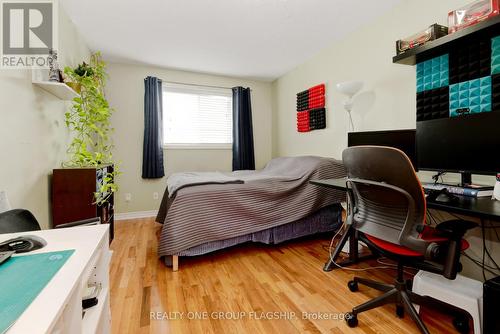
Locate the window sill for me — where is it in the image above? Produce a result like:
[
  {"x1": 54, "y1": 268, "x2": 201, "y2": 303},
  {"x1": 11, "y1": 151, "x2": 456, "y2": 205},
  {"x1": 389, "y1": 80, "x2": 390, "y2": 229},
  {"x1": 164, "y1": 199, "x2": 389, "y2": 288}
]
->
[{"x1": 163, "y1": 143, "x2": 232, "y2": 150}]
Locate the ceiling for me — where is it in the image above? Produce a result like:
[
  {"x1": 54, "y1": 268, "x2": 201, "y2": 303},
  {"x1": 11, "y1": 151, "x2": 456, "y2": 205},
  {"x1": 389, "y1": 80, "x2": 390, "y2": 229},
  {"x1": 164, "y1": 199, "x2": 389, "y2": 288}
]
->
[{"x1": 62, "y1": 0, "x2": 402, "y2": 81}]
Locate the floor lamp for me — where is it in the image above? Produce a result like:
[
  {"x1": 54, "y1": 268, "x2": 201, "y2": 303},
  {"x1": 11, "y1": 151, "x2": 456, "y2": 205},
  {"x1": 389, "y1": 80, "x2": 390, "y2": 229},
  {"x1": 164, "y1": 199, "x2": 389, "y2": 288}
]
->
[{"x1": 336, "y1": 81, "x2": 364, "y2": 132}]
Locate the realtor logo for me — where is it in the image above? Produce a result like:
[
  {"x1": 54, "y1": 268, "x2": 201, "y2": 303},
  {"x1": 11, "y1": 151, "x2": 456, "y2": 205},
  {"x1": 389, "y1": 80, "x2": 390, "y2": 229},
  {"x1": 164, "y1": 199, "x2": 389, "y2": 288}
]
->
[{"x1": 1, "y1": 0, "x2": 58, "y2": 68}]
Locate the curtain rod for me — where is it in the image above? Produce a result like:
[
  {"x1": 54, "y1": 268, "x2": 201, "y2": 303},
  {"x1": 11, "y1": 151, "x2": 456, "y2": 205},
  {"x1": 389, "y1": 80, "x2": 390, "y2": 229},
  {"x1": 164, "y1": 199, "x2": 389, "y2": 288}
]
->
[{"x1": 159, "y1": 79, "x2": 252, "y2": 91}]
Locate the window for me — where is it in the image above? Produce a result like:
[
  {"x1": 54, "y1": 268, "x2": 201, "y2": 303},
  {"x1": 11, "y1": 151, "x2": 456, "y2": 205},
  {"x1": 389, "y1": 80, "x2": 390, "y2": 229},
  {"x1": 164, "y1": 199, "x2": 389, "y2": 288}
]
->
[{"x1": 163, "y1": 83, "x2": 233, "y2": 149}]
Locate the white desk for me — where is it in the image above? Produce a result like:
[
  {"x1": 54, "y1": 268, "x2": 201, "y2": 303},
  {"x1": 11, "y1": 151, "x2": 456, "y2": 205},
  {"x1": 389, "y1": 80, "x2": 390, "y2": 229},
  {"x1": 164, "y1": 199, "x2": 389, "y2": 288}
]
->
[{"x1": 0, "y1": 225, "x2": 112, "y2": 334}]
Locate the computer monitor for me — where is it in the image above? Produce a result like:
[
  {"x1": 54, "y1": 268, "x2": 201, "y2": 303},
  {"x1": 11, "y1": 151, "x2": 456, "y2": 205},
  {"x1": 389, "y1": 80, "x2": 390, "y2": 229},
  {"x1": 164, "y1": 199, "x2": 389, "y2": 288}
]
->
[
  {"x1": 348, "y1": 129, "x2": 417, "y2": 169},
  {"x1": 416, "y1": 112, "x2": 500, "y2": 185}
]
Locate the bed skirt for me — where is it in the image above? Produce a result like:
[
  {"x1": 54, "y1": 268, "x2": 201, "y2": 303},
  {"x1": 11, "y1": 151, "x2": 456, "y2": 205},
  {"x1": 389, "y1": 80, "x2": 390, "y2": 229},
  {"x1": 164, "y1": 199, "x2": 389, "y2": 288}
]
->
[{"x1": 163, "y1": 204, "x2": 342, "y2": 266}]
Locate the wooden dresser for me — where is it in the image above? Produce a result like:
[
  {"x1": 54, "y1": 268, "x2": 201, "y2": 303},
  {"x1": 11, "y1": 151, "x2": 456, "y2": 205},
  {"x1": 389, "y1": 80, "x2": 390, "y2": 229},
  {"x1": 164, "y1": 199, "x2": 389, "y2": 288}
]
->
[{"x1": 52, "y1": 165, "x2": 114, "y2": 240}]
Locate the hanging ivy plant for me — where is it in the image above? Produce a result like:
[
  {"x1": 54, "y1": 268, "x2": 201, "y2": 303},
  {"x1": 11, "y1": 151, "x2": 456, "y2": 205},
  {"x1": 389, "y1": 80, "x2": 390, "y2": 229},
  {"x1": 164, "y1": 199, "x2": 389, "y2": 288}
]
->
[{"x1": 63, "y1": 52, "x2": 119, "y2": 205}]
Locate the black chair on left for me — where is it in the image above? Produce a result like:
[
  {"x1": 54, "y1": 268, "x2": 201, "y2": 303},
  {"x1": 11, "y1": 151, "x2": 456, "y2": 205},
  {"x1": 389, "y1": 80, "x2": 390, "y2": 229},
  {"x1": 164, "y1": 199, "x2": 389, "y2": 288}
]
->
[
  {"x1": 0, "y1": 209, "x2": 101, "y2": 254},
  {"x1": 0, "y1": 209, "x2": 41, "y2": 234},
  {"x1": 0, "y1": 209, "x2": 100, "y2": 234}
]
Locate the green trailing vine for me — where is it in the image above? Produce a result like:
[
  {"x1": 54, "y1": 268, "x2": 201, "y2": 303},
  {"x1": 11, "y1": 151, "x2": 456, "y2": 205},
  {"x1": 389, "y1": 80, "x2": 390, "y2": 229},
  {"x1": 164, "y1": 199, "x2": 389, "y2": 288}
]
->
[{"x1": 63, "y1": 52, "x2": 119, "y2": 205}]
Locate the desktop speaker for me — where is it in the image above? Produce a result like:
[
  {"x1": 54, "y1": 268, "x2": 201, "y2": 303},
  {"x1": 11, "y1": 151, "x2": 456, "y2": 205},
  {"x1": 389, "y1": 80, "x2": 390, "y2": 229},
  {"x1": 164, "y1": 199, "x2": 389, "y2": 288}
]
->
[{"x1": 484, "y1": 275, "x2": 500, "y2": 333}]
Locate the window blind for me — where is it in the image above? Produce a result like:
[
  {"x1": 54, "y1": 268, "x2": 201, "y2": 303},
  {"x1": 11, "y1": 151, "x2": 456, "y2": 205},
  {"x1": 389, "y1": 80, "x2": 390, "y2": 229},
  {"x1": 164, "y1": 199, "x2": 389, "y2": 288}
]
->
[{"x1": 163, "y1": 83, "x2": 233, "y2": 146}]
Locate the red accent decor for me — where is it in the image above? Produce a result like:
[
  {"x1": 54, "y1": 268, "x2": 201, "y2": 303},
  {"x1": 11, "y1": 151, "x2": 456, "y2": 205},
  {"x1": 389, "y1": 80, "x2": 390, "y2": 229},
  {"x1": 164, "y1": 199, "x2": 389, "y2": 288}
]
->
[
  {"x1": 297, "y1": 111, "x2": 310, "y2": 132},
  {"x1": 296, "y1": 83, "x2": 326, "y2": 132},
  {"x1": 309, "y1": 92, "x2": 324, "y2": 99},
  {"x1": 309, "y1": 96, "x2": 325, "y2": 109},
  {"x1": 309, "y1": 84, "x2": 325, "y2": 95}
]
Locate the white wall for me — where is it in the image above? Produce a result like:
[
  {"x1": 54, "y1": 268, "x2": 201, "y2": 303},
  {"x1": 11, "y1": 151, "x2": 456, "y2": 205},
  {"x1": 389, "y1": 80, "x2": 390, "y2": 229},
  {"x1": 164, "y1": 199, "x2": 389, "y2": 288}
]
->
[
  {"x1": 272, "y1": 0, "x2": 475, "y2": 160},
  {"x1": 106, "y1": 63, "x2": 273, "y2": 214},
  {"x1": 272, "y1": 0, "x2": 495, "y2": 189},
  {"x1": 0, "y1": 8, "x2": 90, "y2": 229},
  {"x1": 271, "y1": 0, "x2": 499, "y2": 281}
]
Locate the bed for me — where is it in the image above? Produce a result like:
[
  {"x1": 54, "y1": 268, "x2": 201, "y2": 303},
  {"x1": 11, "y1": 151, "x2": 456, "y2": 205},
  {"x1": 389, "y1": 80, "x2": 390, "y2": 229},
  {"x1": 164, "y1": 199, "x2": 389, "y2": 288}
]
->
[{"x1": 156, "y1": 156, "x2": 346, "y2": 270}]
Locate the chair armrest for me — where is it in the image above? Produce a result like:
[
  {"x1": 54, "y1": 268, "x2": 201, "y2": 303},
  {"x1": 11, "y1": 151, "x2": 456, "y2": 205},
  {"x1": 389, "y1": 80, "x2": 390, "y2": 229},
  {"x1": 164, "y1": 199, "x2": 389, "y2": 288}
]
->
[
  {"x1": 434, "y1": 220, "x2": 477, "y2": 279},
  {"x1": 435, "y1": 219, "x2": 478, "y2": 239},
  {"x1": 54, "y1": 217, "x2": 100, "y2": 229}
]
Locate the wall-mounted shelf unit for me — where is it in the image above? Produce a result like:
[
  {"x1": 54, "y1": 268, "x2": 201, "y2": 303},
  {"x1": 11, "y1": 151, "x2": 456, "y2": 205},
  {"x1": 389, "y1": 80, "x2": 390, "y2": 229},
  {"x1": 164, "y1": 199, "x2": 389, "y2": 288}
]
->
[
  {"x1": 32, "y1": 80, "x2": 79, "y2": 100},
  {"x1": 393, "y1": 15, "x2": 500, "y2": 65},
  {"x1": 31, "y1": 68, "x2": 79, "y2": 100}
]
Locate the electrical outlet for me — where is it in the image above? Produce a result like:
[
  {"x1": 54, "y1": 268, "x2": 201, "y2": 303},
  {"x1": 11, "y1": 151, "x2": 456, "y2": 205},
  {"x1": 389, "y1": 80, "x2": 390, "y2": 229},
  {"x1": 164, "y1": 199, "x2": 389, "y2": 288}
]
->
[
  {"x1": 125, "y1": 193, "x2": 132, "y2": 202},
  {"x1": 153, "y1": 192, "x2": 159, "y2": 200}
]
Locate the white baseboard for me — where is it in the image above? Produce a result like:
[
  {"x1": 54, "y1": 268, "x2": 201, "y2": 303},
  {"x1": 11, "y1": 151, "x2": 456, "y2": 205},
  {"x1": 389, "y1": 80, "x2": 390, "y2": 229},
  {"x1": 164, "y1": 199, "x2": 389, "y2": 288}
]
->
[{"x1": 115, "y1": 210, "x2": 158, "y2": 221}]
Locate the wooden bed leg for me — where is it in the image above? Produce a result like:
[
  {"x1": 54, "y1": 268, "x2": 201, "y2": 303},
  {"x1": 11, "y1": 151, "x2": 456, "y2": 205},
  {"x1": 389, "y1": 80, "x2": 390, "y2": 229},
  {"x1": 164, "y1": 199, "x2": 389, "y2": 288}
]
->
[{"x1": 172, "y1": 255, "x2": 179, "y2": 272}]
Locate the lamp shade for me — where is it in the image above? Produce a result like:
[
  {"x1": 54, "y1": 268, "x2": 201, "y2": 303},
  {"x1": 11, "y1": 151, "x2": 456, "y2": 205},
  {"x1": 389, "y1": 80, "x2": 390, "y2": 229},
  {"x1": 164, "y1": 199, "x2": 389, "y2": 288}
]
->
[{"x1": 336, "y1": 81, "x2": 364, "y2": 97}]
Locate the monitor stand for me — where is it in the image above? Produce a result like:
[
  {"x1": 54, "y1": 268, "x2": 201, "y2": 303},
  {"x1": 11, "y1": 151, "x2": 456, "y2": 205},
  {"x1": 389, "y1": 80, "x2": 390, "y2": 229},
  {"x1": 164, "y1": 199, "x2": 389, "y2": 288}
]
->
[{"x1": 461, "y1": 172, "x2": 472, "y2": 187}]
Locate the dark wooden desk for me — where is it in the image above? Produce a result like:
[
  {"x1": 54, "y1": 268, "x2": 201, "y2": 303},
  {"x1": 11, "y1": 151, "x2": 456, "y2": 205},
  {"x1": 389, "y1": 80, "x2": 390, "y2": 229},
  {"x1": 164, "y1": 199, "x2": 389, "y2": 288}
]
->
[
  {"x1": 310, "y1": 178, "x2": 500, "y2": 271},
  {"x1": 311, "y1": 178, "x2": 500, "y2": 221}
]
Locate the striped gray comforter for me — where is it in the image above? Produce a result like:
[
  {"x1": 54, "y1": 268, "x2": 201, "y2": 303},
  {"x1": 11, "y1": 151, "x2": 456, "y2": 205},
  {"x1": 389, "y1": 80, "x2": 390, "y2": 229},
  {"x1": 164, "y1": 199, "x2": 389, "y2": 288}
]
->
[{"x1": 157, "y1": 156, "x2": 346, "y2": 256}]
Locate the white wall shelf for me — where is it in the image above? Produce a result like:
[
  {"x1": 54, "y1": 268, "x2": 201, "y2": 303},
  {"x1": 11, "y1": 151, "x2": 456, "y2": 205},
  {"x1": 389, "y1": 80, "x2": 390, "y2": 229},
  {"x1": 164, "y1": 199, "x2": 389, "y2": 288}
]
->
[
  {"x1": 31, "y1": 68, "x2": 79, "y2": 101},
  {"x1": 32, "y1": 80, "x2": 79, "y2": 100}
]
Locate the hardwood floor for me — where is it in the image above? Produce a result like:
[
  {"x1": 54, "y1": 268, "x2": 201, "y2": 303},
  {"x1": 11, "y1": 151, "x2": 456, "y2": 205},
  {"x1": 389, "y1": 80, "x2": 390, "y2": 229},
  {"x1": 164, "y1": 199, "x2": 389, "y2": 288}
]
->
[{"x1": 110, "y1": 218, "x2": 458, "y2": 334}]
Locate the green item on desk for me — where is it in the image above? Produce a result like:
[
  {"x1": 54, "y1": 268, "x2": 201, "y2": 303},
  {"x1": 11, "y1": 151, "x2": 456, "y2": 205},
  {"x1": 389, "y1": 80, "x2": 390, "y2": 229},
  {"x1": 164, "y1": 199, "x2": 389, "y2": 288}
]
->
[{"x1": 0, "y1": 249, "x2": 74, "y2": 333}]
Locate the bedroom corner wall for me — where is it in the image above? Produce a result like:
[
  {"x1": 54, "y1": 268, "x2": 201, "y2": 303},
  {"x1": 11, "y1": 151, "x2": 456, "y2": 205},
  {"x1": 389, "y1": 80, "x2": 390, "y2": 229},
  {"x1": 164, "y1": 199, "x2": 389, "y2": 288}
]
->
[
  {"x1": 271, "y1": 0, "x2": 494, "y2": 186},
  {"x1": 0, "y1": 7, "x2": 90, "y2": 229},
  {"x1": 270, "y1": 0, "x2": 497, "y2": 282},
  {"x1": 271, "y1": 0, "x2": 471, "y2": 160},
  {"x1": 106, "y1": 63, "x2": 273, "y2": 214}
]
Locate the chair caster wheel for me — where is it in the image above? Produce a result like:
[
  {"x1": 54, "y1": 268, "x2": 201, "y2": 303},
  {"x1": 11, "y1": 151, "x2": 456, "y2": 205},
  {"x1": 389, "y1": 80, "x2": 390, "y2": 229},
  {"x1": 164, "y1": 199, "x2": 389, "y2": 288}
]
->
[
  {"x1": 452, "y1": 315, "x2": 469, "y2": 334},
  {"x1": 396, "y1": 305, "x2": 404, "y2": 318},
  {"x1": 345, "y1": 312, "x2": 358, "y2": 327},
  {"x1": 348, "y1": 280, "x2": 359, "y2": 292}
]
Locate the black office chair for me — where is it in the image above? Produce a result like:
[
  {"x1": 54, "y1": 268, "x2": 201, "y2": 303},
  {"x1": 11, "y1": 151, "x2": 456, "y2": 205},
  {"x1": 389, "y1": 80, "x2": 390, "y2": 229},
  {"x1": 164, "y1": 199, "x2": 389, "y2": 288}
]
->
[
  {"x1": 0, "y1": 209, "x2": 41, "y2": 234},
  {"x1": 0, "y1": 209, "x2": 100, "y2": 234},
  {"x1": 342, "y1": 146, "x2": 477, "y2": 334}
]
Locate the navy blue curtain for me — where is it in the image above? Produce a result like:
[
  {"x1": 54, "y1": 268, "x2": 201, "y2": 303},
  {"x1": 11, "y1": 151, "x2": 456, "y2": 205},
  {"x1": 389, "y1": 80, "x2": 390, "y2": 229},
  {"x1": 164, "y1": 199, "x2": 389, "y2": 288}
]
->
[
  {"x1": 142, "y1": 76, "x2": 165, "y2": 179},
  {"x1": 232, "y1": 87, "x2": 255, "y2": 171}
]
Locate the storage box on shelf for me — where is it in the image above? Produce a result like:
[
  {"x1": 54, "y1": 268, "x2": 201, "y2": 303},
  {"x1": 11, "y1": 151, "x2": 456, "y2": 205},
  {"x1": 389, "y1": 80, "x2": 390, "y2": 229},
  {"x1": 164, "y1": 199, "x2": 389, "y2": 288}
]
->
[{"x1": 393, "y1": 15, "x2": 500, "y2": 65}]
